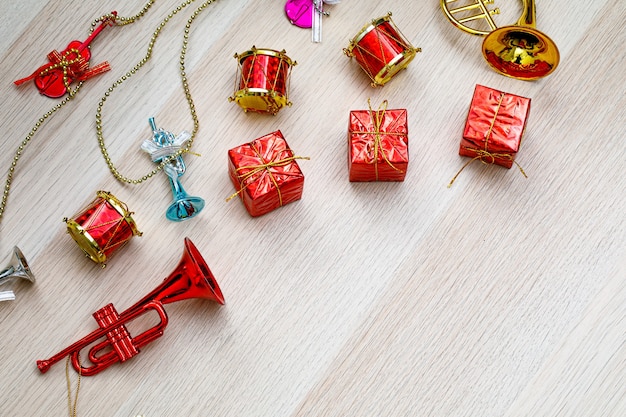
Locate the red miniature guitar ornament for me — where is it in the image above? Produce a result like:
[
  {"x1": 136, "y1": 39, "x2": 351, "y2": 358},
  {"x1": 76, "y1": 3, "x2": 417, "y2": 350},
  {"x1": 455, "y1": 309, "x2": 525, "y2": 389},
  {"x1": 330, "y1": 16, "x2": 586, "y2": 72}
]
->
[{"x1": 14, "y1": 12, "x2": 117, "y2": 98}]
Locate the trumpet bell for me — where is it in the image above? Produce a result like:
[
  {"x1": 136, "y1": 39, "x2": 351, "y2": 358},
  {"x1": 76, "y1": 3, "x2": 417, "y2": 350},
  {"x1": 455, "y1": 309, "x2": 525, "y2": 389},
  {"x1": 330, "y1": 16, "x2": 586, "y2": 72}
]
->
[
  {"x1": 166, "y1": 192, "x2": 205, "y2": 222},
  {"x1": 441, "y1": 0, "x2": 560, "y2": 80},
  {"x1": 130, "y1": 236, "x2": 225, "y2": 308},
  {"x1": 482, "y1": 26, "x2": 559, "y2": 80},
  {"x1": 0, "y1": 246, "x2": 35, "y2": 302}
]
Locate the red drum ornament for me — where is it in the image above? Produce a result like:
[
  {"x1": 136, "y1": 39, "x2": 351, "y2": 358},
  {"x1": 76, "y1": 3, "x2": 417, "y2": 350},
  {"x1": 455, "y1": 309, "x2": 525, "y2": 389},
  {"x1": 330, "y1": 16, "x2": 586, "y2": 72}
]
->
[
  {"x1": 344, "y1": 12, "x2": 420, "y2": 87},
  {"x1": 64, "y1": 191, "x2": 142, "y2": 266},
  {"x1": 229, "y1": 46, "x2": 297, "y2": 115}
]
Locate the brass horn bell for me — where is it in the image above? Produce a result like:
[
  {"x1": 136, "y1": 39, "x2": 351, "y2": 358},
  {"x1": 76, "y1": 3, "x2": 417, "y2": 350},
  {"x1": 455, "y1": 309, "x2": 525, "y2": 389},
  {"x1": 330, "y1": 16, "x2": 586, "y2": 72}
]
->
[
  {"x1": 441, "y1": 0, "x2": 559, "y2": 80},
  {"x1": 0, "y1": 246, "x2": 35, "y2": 302}
]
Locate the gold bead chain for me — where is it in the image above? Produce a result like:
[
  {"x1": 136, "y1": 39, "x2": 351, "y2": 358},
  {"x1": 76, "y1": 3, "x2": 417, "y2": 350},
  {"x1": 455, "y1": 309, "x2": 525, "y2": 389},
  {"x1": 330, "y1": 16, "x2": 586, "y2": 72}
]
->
[
  {"x1": 96, "y1": 0, "x2": 215, "y2": 185},
  {"x1": 0, "y1": 2, "x2": 156, "y2": 222}
]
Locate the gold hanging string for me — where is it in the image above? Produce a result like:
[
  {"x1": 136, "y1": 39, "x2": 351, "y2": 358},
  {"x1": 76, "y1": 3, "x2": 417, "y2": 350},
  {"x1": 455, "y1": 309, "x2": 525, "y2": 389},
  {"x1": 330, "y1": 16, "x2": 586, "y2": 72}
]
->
[
  {"x1": 0, "y1": 2, "x2": 156, "y2": 223},
  {"x1": 96, "y1": 0, "x2": 217, "y2": 185},
  {"x1": 447, "y1": 149, "x2": 527, "y2": 187},
  {"x1": 350, "y1": 99, "x2": 407, "y2": 180},
  {"x1": 65, "y1": 355, "x2": 82, "y2": 417},
  {"x1": 448, "y1": 91, "x2": 527, "y2": 187}
]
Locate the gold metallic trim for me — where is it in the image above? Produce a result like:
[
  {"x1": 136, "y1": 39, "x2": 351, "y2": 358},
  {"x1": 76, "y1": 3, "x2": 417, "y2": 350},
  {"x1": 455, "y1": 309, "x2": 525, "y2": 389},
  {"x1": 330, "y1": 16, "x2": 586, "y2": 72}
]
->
[
  {"x1": 346, "y1": 12, "x2": 393, "y2": 56},
  {"x1": 65, "y1": 219, "x2": 106, "y2": 264}
]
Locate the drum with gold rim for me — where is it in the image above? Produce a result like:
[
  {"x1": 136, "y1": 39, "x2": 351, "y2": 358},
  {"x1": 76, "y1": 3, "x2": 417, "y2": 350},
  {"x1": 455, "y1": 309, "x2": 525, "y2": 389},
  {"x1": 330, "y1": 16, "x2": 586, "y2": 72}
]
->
[
  {"x1": 344, "y1": 12, "x2": 420, "y2": 87},
  {"x1": 64, "y1": 191, "x2": 142, "y2": 266},
  {"x1": 229, "y1": 47, "x2": 296, "y2": 115}
]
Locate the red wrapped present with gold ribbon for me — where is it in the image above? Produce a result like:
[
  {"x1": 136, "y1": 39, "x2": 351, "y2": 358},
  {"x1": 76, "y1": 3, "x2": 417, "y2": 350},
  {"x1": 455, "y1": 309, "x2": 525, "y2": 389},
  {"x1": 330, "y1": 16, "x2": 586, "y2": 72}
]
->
[
  {"x1": 449, "y1": 84, "x2": 530, "y2": 186},
  {"x1": 227, "y1": 130, "x2": 307, "y2": 217},
  {"x1": 348, "y1": 100, "x2": 409, "y2": 182}
]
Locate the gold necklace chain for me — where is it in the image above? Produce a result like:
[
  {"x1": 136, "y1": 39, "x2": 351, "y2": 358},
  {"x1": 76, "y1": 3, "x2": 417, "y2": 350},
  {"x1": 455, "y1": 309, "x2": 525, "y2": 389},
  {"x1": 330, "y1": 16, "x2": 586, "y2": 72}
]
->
[
  {"x1": 96, "y1": 0, "x2": 215, "y2": 185},
  {"x1": 0, "y1": 2, "x2": 156, "y2": 222}
]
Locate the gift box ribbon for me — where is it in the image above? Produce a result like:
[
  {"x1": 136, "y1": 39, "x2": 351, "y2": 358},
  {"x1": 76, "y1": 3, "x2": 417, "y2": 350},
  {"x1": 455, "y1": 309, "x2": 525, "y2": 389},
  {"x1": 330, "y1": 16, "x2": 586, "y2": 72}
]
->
[
  {"x1": 227, "y1": 142, "x2": 309, "y2": 206},
  {"x1": 448, "y1": 92, "x2": 527, "y2": 187},
  {"x1": 351, "y1": 99, "x2": 407, "y2": 180}
]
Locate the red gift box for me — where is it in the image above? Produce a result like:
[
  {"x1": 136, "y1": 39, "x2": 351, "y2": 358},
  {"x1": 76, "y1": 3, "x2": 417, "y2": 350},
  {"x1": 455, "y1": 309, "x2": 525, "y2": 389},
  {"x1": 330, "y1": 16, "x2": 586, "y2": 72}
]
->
[
  {"x1": 449, "y1": 85, "x2": 530, "y2": 186},
  {"x1": 460, "y1": 84, "x2": 531, "y2": 168},
  {"x1": 348, "y1": 101, "x2": 409, "y2": 181},
  {"x1": 227, "y1": 130, "x2": 305, "y2": 217}
]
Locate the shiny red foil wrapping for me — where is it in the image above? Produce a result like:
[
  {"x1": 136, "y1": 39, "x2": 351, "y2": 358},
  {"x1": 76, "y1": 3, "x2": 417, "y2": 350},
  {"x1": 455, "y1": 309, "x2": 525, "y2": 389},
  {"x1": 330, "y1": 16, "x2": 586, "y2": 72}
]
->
[
  {"x1": 348, "y1": 107, "x2": 409, "y2": 181},
  {"x1": 353, "y1": 20, "x2": 407, "y2": 79},
  {"x1": 228, "y1": 130, "x2": 304, "y2": 217},
  {"x1": 67, "y1": 192, "x2": 140, "y2": 263},
  {"x1": 460, "y1": 84, "x2": 531, "y2": 168},
  {"x1": 73, "y1": 198, "x2": 134, "y2": 258},
  {"x1": 239, "y1": 53, "x2": 288, "y2": 96}
]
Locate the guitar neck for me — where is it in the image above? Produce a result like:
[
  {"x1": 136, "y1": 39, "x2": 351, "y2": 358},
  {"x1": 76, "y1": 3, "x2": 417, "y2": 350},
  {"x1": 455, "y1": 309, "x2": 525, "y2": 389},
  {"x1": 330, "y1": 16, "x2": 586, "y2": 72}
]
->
[{"x1": 77, "y1": 11, "x2": 116, "y2": 52}]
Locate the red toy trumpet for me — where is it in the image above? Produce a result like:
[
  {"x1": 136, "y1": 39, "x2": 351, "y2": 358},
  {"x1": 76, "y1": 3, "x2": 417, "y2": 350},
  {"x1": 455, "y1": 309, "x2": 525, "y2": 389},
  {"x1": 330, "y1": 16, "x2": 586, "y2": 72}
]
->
[{"x1": 37, "y1": 238, "x2": 225, "y2": 376}]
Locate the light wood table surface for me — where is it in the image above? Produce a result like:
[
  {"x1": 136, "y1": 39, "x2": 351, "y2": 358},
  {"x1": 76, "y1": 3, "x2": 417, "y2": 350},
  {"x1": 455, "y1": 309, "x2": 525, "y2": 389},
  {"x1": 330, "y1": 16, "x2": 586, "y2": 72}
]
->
[{"x1": 0, "y1": 1, "x2": 624, "y2": 416}]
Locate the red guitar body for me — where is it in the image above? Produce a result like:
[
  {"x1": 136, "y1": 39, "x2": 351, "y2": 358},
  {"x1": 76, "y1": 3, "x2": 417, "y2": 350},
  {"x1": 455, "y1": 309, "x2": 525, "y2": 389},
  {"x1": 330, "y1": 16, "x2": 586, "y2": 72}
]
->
[{"x1": 34, "y1": 40, "x2": 93, "y2": 98}]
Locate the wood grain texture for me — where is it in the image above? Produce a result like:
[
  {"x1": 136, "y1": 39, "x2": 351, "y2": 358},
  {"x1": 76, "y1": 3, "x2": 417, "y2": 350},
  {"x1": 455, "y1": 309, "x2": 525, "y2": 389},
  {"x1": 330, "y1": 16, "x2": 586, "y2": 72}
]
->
[{"x1": 0, "y1": 1, "x2": 623, "y2": 416}]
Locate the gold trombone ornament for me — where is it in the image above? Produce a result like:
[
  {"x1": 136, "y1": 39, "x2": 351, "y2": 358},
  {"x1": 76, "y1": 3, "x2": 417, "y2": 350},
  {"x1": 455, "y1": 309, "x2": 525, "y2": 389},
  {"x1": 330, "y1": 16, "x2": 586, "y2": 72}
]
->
[{"x1": 441, "y1": 0, "x2": 559, "y2": 80}]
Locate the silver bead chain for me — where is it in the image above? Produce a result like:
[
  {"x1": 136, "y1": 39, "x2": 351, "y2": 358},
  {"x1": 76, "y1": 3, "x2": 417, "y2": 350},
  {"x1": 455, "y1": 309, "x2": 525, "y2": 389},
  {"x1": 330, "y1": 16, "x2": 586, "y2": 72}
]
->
[
  {"x1": 0, "y1": 2, "x2": 156, "y2": 222},
  {"x1": 96, "y1": 0, "x2": 215, "y2": 185}
]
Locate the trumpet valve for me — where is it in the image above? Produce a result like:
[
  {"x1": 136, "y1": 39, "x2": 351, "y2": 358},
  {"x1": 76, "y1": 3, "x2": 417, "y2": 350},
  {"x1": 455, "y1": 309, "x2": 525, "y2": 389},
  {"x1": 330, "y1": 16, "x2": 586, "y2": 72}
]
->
[{"x1": 93, "y1": 303, "x2": 140, "y2": 362}]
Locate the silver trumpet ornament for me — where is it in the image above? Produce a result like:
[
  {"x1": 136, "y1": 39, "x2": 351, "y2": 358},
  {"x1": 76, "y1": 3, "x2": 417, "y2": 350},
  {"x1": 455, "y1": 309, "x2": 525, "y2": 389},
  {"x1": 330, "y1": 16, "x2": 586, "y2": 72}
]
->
[
  {"x1": 141, "y1": 117, "x2": 205, "y2": 222},
  {"x1": 0, "y1": 246, "x2": 35, "y2": 302}
]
